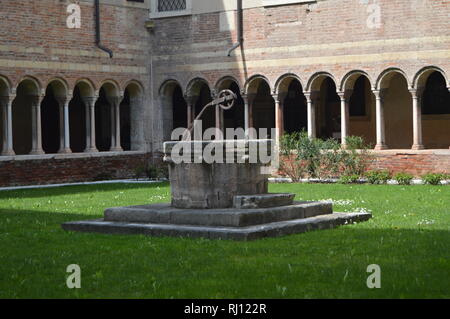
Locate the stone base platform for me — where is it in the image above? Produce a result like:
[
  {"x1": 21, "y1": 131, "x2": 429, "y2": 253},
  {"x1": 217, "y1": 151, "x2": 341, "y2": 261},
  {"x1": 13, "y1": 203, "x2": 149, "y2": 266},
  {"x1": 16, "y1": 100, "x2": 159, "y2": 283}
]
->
[{"x1": 62, "y1": 201, "x2": 372, "y2": 241}]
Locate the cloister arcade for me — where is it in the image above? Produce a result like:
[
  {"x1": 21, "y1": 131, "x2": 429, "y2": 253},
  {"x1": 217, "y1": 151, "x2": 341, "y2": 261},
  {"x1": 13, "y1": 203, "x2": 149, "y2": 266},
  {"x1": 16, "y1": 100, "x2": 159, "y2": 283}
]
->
[
  {"x1": 159, "y1": 67, "x2": 450, "y2": 150},
  {"x1": 0, "y1": 75, "x2": 143, "y2": 156}
]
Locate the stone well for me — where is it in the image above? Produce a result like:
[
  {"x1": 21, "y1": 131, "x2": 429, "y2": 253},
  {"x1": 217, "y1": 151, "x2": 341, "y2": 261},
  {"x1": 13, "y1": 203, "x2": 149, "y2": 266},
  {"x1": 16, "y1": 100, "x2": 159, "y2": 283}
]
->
[{"x1": 62, "y1": 138, "x2": 372, "y2": 240}]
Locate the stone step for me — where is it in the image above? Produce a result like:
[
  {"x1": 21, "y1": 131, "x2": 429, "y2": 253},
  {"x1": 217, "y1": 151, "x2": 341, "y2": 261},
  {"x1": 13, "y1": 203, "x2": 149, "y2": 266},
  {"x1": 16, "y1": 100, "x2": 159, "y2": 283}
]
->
[
  {"x1": 62, "y1": 212, "x2": 372, "y2": 241},
  {"x1": 103, "y1": 201, "x2": 332, "y2": 228},
  {"x1": 233, "y1": 193, "x2": 295, "y2": 209}
]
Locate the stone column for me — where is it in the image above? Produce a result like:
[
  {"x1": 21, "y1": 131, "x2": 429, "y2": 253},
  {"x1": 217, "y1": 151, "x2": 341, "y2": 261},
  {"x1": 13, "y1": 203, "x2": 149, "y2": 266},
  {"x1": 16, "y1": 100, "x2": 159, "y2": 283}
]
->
[
  {"x1": 0, "y1": 95, "x2": 15, "y2": 156},
  {"x1": 212, "y1": 90, "x2": 223, "y2": 140},
  {"x1": 373, "y1": 89, "x2": 388, "y2": 150},
  {"x1": 184, "y1": 94, "x2": 198, "y2": 129},
  {"x1": 338, "y1": 90, "x2": 352, "y2": 147},
  {"x1": 273, "y1": 92, "x2": 286, "y2": 142},
  {"x1": 82, "y1": 96, "x2": 98, "y2": 153},
  {"x1": 305, "y1": 91, "x2": 319, "y2": 139},
  {"x1": 107, "y1": 95, "x2": 123, "y2": 152},
  {"x1": 56, "y1": 95, "x2": 72, "y2": 154},
  {"x1": 242, "y1": 93, "x2": 256, "y2": 139},
  {"x1": 30, "y1": 94, "x2": 44, "y2": 155},
  {"x1": 410, "y1": 89, "x2": 424, "y2": 150},
  {"x1": 130, "y1": 96, "x2": 144, "y2": 151}
]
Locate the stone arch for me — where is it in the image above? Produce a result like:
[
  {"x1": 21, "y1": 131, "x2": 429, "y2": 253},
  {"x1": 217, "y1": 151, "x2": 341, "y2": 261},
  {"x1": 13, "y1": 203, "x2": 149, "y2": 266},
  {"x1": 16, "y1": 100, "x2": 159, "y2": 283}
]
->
[
  {"x1": 0, "y1": 75, "x2": 12, "y2": 155},
  {"x1": 0, "y1": 74, "x2": 12, "y2": 96},
  {"x1": 47, "y1": 77, "x2": 70, "y2": 98},
  {"x1": 215, "y1": 76, "x2": 244, "y2": 131},
  {"x1": 244, "y1": 75, "x2": 274, "y2": 138},
  {"x1": 244, "y1": 74, "x2": 272, "y2": 95},
  {"x1": 419, "y1": 68, "x2": 450, "y2": 149},
  {"x1": 41, "y1": 79, "x2": 71, "y2": 153},
  {"x1": 413, "y1": 66, "x2": 448, "y2": 90},
  {"x1": 341, "y1": 71, "x2": 376, "y2": 146},
  {"x1": 185, "y1": 77, "x2": 211, "y2": 97},
  {"x1": 96, "y1": 81, "x2": 122, "y2": 152},
  {"x1": 123, "y1": 80, "x2": 144, "y2": 96},
  {"x1": 306, "y1": 72, "x2": 337, "y2": 92},
  {"x1": 121, "y1": 80, "x2": 145, "y2": 151},
  {"x1": 186, "y1": 77, "x2": 214, "y2": 134},
  {"x1": 159, "y1": 79, "x2": 187, "y2": 141},
  {"x1": 377, "y1": 69, "x2": 413, "y2": 149},
  {"x1": 215, "y1": 76, "x2": 241, "y2": 92},
  {"x1": 306, "y1": 73, "x2": 340, "y2": 140},
  {"x1": 68, "y1": 80, "x2": 97, "y2": 153},
  {"x1": 275, "y1": 73, "x2": 307, "y2": 134},
  {"x1": 341, "y1": 70, "x2": 373, "y2": 91},
  {"x1": 12, "y1": 77, "x2": 42, "y2": 155},
  {"x1": 16, "y1": 76, "x2": 42, "y2": 96},
  {"x1": 74, "y1": 78, "x2": 96, "y2": 98},
  {"x1": 274, "y1": 73, "x2": 304, "y2": 95},
  {"x1": 376, "y1": 68, "x2": 410, "y2": 90},
  {"x1": 99, "y1": 79, "x2": 121, "y2": 98}
]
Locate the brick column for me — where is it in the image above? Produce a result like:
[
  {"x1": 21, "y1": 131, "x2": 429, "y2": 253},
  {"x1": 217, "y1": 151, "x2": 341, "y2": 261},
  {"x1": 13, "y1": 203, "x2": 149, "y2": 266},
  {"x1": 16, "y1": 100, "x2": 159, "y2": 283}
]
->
[
  {"x1": 338, "y1": 90, "x2": 352, "y2": 147},
  {"x1": 373, "y1": 89, "x2": 388, "y2": 150},
  {"x1": 0, "y1": 95, "x2": 15, "y2": 156},
  {"x1": 30, "y1": 94, "x2": 44, "y2": 155},
  {"x1": 107, "y1": 95, "x2": 123, "y2": 152},
  {"x1": 82, "y1": 96, "x2": 98, "y2": 153},
  {"x1": 410, "y1": 89, "x2": 424, "y2": 150},
  {"x1": 56, "y1": 95, "x2": 72, "y2": 154},
  {"x1": 305, "y1": 91, "x2": 319, "y2": 139}
]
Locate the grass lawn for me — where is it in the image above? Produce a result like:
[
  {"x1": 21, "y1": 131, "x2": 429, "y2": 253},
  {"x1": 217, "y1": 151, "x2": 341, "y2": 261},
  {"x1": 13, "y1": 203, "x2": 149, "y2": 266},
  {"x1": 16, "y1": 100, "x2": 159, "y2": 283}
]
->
[{"x1": 0, "y1": 182, "x2": 449, "y2": 299}]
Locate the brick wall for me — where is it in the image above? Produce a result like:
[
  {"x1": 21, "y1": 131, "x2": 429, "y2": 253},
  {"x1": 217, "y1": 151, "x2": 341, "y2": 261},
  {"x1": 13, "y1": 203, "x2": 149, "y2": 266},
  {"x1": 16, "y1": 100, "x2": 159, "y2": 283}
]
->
[
  {"x1": 151, "y1": 0, "x2": 450, "y2": 92},
  {"x1": 368, "y1": 151, "x2": 450, "y2": 176},
  {"x1": 0, "y1": 0, "x2": 149, "y2": 97},
  {"x1": 0, "y1": 152, "x2": 153, "y2": 187}
]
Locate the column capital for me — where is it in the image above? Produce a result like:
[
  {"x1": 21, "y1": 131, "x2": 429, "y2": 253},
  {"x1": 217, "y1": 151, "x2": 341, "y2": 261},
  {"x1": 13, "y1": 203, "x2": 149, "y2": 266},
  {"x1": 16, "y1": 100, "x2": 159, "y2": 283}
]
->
[
  {"x1": 338, "y1": 89, "x2": 353, "y2": 101},
  {"x1": 29, "y1": 94, "x2": 44, "y2": 106},
  {"x1": 55, "y1": 94, "x2": 72, "y2": 106},
  {"x1": 0, "y1": 94, "x2": 15, "y2": 104},
  {"x1": 183, "y1": 94, "x2": 198, "y2": 106},
  {"x1": 106, "y1": 95, "x2": 123, "y2": 106},
  {"x1": 372, "y1": 88, "x2": 388, "y2": 100},
  {"x1": 82, "y1": 96, "x2": 97, "y2": 107},
  {"x1": 272, "y1": 92, "x2": 287, "y2": 104},
  {"x1": 304, "y1": 90, "x2": 320, "y2": 101},
  {"x1": 409, "y1": 87, "x2": 425, "y2": 99},
  {"x1": 242, "y1": 93, "x2": 256, "y2": 104}
]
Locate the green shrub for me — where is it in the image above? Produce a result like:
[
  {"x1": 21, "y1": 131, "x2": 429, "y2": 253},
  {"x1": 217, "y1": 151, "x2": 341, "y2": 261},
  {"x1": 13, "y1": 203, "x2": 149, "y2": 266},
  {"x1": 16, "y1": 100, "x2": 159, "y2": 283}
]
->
[
  {"x1": 146, "y1": 163, "x2": 169, "y2": 179},
  {"x1": 394, "y1": 172, "x2": 414, "y2": 185},
  {"x1": 365, "y1": 170, "x2": 392, "y2": 184},
  {"x1": 345, "y1": 136, "x2": 371, "y2": 150},
  {"x1": 338, "y1": 175, "x2": 360, "y2": 184},
  {"x1": 422, "y1": 173, "x2": 444, "y2": 185},
  {"x1": 134, "y1": 165, "x2": 147, "y2": 180},
  {"x1": 279, "y1": 132, "x2": 373, "y2": 180}
]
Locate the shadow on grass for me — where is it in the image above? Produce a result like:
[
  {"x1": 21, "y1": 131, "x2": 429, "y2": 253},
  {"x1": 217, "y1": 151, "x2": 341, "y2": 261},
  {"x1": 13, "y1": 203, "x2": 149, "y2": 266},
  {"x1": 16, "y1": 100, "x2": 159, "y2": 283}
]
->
[{"x1": 0, "y1": 182, "x2": 169, "y2": 200}]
